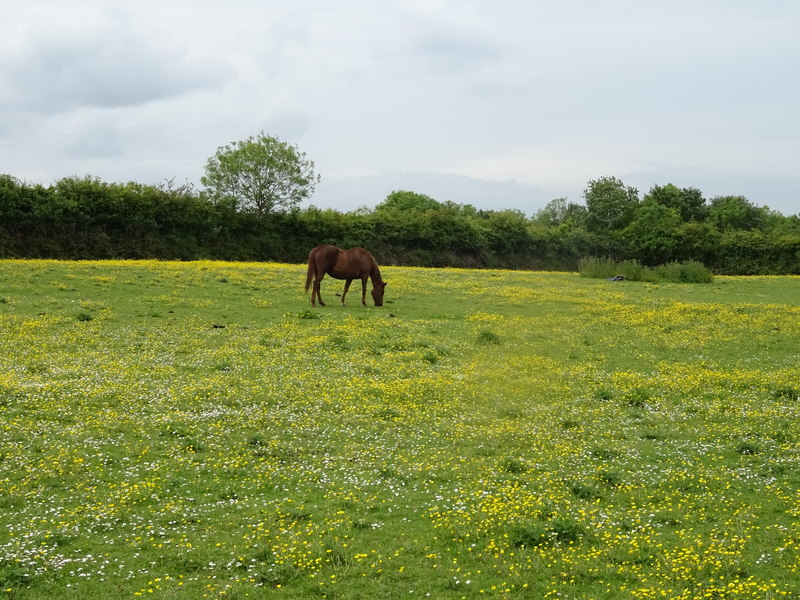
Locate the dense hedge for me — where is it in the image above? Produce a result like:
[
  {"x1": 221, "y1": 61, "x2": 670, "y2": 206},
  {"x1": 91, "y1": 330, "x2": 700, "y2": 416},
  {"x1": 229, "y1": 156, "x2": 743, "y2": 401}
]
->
[{"x1": 1, "y1": 174, "x2": 798, "y2": 274}]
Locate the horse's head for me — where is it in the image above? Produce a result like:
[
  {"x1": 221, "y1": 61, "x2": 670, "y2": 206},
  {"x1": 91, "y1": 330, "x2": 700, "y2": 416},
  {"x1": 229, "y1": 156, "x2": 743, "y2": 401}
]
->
[{"x1": 371, "y1": 281, "x2": 387, "y2": 306}]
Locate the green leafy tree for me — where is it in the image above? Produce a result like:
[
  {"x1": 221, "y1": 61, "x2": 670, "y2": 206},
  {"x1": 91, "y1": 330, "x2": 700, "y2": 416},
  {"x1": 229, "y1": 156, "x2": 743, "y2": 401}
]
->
[
  {"x1": 442, "y1": 200, "x2": 479, "y2": 217},
  {"x1": 644, "y1": 184, "x2": 706, "y2": 222},
  {"x1": 583, "y1": 176, "x2": 640, "y2": 232},
  {"x1": 534, "y1": 198, "x2": 569, "y2": 226},
  {"x1": 623, "y1": 201, "x2": 681, "y2": 264},
  {"x1": 535, "y1": 198, "x2": 587, "y2": 228},
  {"x1": 483, "y1": 209, "x2": 531, "y2": 254},
  {"x1": 201, "y1": 132, "x2": 319, "y2": 215},
  {"x1": 675, "y1": 221, "x2": 720, "y2": 265},
  {"x1": 707, "y1": 195, "x2": 767, "y2": 231},
  {"x1": 375, "y1": 190, "x2": 441, "y2": 212},
  {"x1": 564, "y1": 203, "x2": 589, "y2": 227}
]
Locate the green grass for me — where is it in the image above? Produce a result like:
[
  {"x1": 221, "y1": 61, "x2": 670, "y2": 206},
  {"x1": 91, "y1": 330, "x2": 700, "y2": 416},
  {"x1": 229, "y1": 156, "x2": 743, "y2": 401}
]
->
[{"x1": 1, "y1": 259, "x2": 799, "y2": 599}]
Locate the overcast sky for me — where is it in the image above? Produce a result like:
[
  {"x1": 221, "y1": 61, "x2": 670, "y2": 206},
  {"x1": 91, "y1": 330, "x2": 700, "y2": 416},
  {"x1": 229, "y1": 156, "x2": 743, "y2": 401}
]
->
[{"x1": 1, "y1": 1, "x2": 798, "y2": 216}]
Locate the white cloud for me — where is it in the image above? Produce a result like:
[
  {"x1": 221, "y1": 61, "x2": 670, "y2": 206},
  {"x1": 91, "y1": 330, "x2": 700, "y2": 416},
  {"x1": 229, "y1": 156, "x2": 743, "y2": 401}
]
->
[
  {"x1": 1, "y1": 0, "x2": 798, "y2": 215},
  {"x1": 1, "y1": 4, "x2": 230, "y2": 114}
]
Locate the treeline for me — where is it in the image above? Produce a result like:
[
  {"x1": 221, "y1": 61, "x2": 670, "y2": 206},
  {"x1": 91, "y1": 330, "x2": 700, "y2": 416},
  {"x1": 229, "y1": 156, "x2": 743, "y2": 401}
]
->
[{"x1": 1, "y1": 174, "x2": 799, "y2": 274}]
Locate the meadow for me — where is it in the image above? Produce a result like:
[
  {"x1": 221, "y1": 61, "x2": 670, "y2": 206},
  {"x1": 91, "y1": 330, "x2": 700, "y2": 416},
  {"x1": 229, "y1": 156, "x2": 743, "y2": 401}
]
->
[{"x1": 0, "y1": 259, "x2": 799, "y2": 600}]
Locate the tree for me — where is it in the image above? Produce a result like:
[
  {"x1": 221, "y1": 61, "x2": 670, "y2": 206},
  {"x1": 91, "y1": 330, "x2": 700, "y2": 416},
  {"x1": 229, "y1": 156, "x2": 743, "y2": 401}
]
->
[
  {"x1": 375, "y1": 190, "x2": 441, "y2": 212},
  {"x1": 623, "y1": 201, "x2": 681, "y2": 264},
  {"x1": 583, "y1": 176, "x2": 639, "y2": 232},
  {"x1": 644, "y1": 183, "x2": 707, "y2": 222},
  {"x1": 201, "y1": 132, "x2": 319, "y2": 215},
  {"x1": 534, "y1": 197, "x2": 587, "y2": 228},
  {"x1": 675, "y1": 221, "x2": 720, "y2": 264},
  {"x1": 534, "y1": 198, "x2": 569, "y2": 226},
  {"x1": 707, "y1": 195, "x2": 768, "y2": 231}
]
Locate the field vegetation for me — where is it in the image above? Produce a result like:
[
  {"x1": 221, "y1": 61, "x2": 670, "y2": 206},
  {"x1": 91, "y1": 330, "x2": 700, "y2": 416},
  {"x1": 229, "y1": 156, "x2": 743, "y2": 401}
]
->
[
  {"x1": 1, "y1": 260, "x2": 799, "y2": 599},
  {"x1": 2, "y1": 175, "x2": 799, "y2": 274},
  {"x1": 578, "y1": 258, "x2": 715, "y2": 283}
]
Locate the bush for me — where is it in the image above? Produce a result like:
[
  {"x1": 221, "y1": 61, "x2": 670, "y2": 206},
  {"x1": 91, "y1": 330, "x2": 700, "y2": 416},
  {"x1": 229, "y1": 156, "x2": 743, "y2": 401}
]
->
[
  {"x1": 509, "y1": 523, "x2": 549, "y2": 548},
  {"x1": 296, "y1": 310, "x2": 320, "y2": 320},
  {"x1": 653, "y1": 261, "x2": 714, "y2": 283},
  {"x1": 772, "y1": 386, "x2": 799, "y2": 401},
  {"x1": 579, "y1": 257, "x2": 646, "y2": 280},
  {"x1": 508, "y1": 518, "x2": 586, "y2": 548},
  {"x1": 578, "y1": 257, "x2": 623, "y2": 279},
  {"x1": 735, "y1": 441, "x2": 761, "y2": 455},
  {"x1": 569, "y1": 482, "x2": 602, "y2": 500},
  {"x1": 579, "y1": 257, "x2": 713, "y2": 283},
  {"x1": 501, "y1": 457, "x2": 529, "y2": 474},
  {"x1": 476, "y1": 330, "x2": 501, "y2": 345}
]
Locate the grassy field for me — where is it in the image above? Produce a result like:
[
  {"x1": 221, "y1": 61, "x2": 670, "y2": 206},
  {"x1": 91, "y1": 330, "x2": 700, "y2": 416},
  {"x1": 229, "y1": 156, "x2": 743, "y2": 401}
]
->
[{"x1": 1, "y1": 260, "x2": 799, "y2": 600}]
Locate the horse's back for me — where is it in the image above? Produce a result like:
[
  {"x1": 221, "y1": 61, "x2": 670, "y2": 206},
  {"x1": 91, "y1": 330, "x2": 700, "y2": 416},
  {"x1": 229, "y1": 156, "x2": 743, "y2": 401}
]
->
[
  {"x1": 341, "y1": 246, "x2": 371, "y2": 260},
  {"x1": 309, "y1": 244, "x2": 338, "y2": 257},
  {"x1": 343, "y1": 247, "x2": 376, "y2": 271},
  {"x1": 309, "y1": 245, "x2": 340, "y2": 267},
  {"x1": 309, "y1": 245, "x2": 374, "y2": 279}
]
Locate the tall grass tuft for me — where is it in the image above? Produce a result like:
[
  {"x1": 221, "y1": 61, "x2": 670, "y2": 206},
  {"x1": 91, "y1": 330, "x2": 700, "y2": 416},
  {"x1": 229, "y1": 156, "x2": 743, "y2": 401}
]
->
[
  {"x1": 653, "y1": 261, "x2": 714, "y2": 283},
  {"x1": 579, "y1": 257, "x2": 713, "y2": 283}
]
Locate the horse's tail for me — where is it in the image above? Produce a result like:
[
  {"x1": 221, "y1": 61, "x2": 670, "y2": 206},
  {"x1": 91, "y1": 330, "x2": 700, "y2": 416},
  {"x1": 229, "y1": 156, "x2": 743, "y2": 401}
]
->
[{"x1": 304, "y1": 251, "x2": 314, "y2": 294}]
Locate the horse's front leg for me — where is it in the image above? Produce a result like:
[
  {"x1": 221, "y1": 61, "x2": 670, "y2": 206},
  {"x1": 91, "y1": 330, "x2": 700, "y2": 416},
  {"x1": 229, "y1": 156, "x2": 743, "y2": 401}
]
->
[
  {"x1": 341, "y1": 279, "x2": 353, "y2": 305},
  {"x1": 360, "y1": 277, "x2": 368, "y2": 306}
]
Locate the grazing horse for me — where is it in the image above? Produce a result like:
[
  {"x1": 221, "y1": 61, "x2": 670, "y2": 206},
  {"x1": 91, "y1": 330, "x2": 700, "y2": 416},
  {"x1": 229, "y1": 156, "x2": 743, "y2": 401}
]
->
[{"x1": 305, "y1": 245, "x2": 387, "y2": 307}]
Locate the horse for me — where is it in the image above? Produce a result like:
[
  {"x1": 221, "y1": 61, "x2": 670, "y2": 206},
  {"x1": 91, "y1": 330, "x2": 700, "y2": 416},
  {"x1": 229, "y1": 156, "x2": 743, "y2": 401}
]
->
[{"x1": 304, "y1": 245, "x2": 387, "y2": 307}]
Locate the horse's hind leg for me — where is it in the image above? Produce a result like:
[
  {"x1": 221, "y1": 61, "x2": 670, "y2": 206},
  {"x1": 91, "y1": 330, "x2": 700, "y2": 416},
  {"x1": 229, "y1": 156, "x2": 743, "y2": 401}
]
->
[
  {"x1": 313, "y1": 275, "x2": 326, "y2": 306},
  {"x1": 341, "y1": 279, "x2": 353, "y2": 305}
]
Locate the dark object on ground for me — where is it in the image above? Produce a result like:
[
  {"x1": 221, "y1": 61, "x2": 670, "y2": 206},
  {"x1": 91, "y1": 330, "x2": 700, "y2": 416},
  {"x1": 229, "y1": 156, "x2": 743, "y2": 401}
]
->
[{"x1": 607, "y1": 275, "x2": 626, "y2": 281}]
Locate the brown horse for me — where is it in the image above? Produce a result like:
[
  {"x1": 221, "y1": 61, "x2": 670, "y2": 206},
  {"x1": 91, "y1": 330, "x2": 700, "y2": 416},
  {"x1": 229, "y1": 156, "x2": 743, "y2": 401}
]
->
[{"x1": 305, "y1": 245, "x2": 387, "y2": 307}]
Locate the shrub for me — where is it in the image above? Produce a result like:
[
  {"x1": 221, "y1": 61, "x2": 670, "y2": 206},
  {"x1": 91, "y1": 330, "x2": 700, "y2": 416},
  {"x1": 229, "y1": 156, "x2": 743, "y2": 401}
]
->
[
  {"x1": 771, "y1": 386, "x2": 799, "y2": 401},
  {"x1": 590, "y1": 447, "x2": 622, "y2": 460},
  {"x1": 0, "y1": 560, "x2": 30, "y2": 589},
  {"x1": 570, "y1": 482, "x2": 602, "y2": 501},
  {"x1": 422, "y1": 351, "x2": 438, "y2": 364},
  {"x1": 578, "y1": 257, "x2": 645, "y2": 280},
  {"x1": 593, "y1": 388, "x2": 614, "y2": 401},
  {"x1": 617, "y1": 260, "x2": 646, "y2": 281},
  {"x1": 509, "y1": 517, "x2": 586, "y2": 548},
  {"x1": 476, "y1": 330, "x2": 500, "y2": 345},
  {"x1": 375, "y1": 407, "x2": 402, "y2": 421},
  {"x1": 501, "y1": 458, "x2": 529, "y2": 474},
  {"x1": 735, "y1": 441, "x2": 761, "y2": 455},
  {"x1": 296, "y1": 310, "x2": 320, "y2": 320},
  {"x1": 624, "y1": 388, "x2": 651, "y2": 407},
  {"x1": 509, "y1": 523, "x2": 549, "y2": 548},
  {"x1": 550, "y1": 518, "x2": 586, "y2": 543},
  {"x1": 183, "y1": 438, "x2": 205, "y2": 453},
  {"x1": 247, "y1": 435, "x2": 267, "y2": 449},
  {"x1": 653, "y1": 261, "x2": 714, "y2": 283},
  {"x1": 598, "y1": 469, "x2": 623, "y2": 488},
  {"x1": 578, "y1": 257, "x2": 620, "y2": 279},
  {"x1": 579, "y1": 257, "x2": 713, "y2": 283}
]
